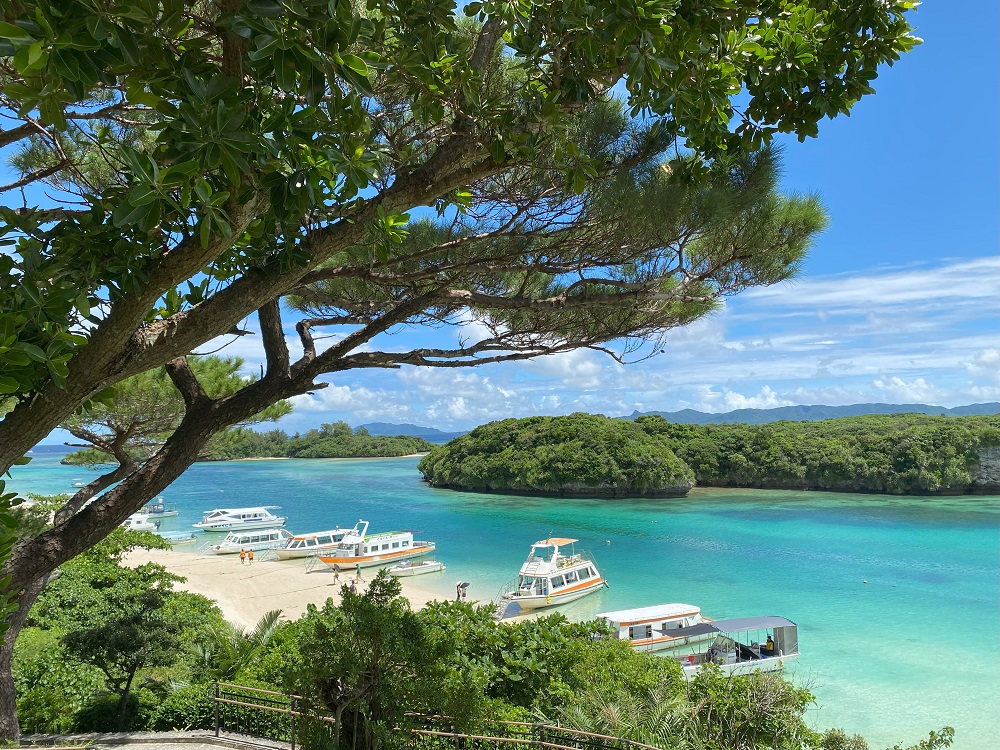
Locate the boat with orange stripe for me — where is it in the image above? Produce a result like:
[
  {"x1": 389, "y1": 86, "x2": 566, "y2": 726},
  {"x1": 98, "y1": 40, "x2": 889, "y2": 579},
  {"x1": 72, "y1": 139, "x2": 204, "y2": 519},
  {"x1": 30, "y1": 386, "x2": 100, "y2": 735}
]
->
[
  {"x1": 317, "y1": 528, "x2": 435, "y2": 570},
  {"x1": 498, "y1": 537, "x2": 607, "y2": 613},
  {"x1": 597, "y1": 603, "x2": 713, "y2": 652}
]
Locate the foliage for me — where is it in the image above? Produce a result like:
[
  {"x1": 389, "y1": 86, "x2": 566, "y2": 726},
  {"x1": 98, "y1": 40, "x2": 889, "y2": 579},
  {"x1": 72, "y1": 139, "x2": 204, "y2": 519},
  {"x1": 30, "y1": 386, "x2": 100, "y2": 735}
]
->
[
  {"x1": 148, "y1": 683, "x2": 216, "y2": 732},
  {"x1": 193, "y1": 422, "x2": 436, "y2": 461},
  {"x1": 419, "y1": 413, "x2": 693, "y2": 496},
  {"x1": 422, "y1": 413, "x2": 1000, "y2": 497},
  {"x1": 639, "y1": 413, "x2": 1000, "y2": 494},
  {"x1": 200, "y1": 609, "x2": 284, "y2": 681}
]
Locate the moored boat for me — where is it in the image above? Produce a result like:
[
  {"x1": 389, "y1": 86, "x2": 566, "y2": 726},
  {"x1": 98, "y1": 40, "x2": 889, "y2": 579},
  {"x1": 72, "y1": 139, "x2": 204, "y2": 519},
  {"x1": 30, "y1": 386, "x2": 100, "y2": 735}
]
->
[
  {"x1": 157, "y1": 531, "x2": 197, "y2": 545},
  {"x1": 207, "y1": 528, "x2": 293, "y2": 554},
  {"x1": 274, "y1": 520, "x2": 368, "y2": 559},
  {"x1": 122, "y1": 513, "x2": 158, "y2": 532},
  {"x1": 193, "y1": 506, "x2": 286, "y2": 531},
  {"x1": 144, "y1": 497, "x2": 179, "y2": 518},
  {"x1": 387, "y1": 559, "x2": 446, "y2": 577},
  {"x1": 597, "y1": 603, "x2": 711, "y2": 652},
  {"x1": 499, "y1": 537, "x2": 606, "y2": 612},
  {"x1": 317, "y1": 529, "x2": 435, "y2": 570},
  {"x1": 669, "y1": 616, "x2": 800, "y2": 678}
]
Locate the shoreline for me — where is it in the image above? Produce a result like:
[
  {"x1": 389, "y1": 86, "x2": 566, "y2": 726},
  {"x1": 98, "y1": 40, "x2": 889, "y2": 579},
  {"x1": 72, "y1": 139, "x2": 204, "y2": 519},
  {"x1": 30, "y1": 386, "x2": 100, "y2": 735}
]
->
[{"x1": 124, "y1": 546, "x2": 460, "y2": 628}]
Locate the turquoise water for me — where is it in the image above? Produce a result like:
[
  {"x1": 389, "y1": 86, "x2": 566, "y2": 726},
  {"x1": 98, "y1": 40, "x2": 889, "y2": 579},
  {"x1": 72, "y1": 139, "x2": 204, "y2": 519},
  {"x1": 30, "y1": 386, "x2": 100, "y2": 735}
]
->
[{"x1": 9, "y1": 452, "x2": 1000, "y2": 749}]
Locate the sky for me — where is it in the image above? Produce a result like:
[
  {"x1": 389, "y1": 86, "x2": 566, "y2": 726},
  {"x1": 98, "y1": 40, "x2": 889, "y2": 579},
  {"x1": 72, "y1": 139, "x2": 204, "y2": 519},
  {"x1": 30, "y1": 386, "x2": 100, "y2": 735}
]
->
[{"x1": 9, "y1": 2, "x2": 999, "y2": 439}]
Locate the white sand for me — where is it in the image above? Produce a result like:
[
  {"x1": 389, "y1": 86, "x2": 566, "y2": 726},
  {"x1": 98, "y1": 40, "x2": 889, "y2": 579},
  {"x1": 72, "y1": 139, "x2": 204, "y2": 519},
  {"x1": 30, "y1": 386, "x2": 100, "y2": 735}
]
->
[{"x1": 124, "y1": 547, "x2": 460, "y2": 628}]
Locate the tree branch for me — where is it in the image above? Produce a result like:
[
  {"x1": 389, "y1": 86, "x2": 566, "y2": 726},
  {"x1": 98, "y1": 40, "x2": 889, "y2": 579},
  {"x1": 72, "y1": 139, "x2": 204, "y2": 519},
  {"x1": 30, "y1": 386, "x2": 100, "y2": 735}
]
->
[{"x1": 258, "y1": 300, "x2": 290, "y2": 380}]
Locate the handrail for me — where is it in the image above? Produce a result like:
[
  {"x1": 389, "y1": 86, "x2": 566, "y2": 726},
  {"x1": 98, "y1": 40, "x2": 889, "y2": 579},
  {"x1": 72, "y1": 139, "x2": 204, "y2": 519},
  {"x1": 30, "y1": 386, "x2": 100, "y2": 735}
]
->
[{"x1": 213, "y1": 683, "x2": 666, "y2": 750}]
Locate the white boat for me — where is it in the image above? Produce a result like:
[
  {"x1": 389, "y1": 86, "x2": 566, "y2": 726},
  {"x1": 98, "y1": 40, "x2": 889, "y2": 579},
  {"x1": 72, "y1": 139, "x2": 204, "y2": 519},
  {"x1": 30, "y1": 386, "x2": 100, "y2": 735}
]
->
[
  {"x1": 193, "y1": 506, "x2": 286, "y2": 531},
  {"x1": 144, "y1": 497, "x2": 179, "y2": 518},
  {"x1": 598, "y1": 603, "x2": 712, "y2": 652},
  {"x1": 207, "y1": 528, "x2": 293, "y2": 555},
  {"x1": 499, "y1": 537, "x2": 606, "y2": 612},
  {"x1": 122, "y1": 513, "x2": 158, "y2": 532},
  {"x1": 72, "y1": 480, "x2": 86, "y2": 488},
  {"x1": 157, "y1": 531, "x2": 197, "y2": 545},
  {"x1": 669, "y1": 616, "x2": 801, "y2": 678},
  {"x1": 274, "y1": 520, "x2": 368, "y2": 559},
  {"x1": 387, "y1": 560, "x2": 446, "y2": 577},
  {"x1": 318, "y1": 528, "x2": 435, "y2": 570}
]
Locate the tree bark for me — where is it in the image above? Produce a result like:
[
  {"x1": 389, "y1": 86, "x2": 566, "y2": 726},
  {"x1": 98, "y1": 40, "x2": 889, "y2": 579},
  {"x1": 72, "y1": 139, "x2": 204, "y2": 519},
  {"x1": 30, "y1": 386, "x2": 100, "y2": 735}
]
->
[{"x1": 0, "y1": 570, "x2": 50, "y2": 740}]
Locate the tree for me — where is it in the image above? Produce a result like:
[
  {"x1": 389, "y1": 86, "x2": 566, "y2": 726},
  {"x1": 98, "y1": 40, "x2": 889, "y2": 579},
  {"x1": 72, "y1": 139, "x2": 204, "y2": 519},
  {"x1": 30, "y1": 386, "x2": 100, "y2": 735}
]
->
[{"x1": 0, "y1": 0, "x2": 918, "y2": 736}]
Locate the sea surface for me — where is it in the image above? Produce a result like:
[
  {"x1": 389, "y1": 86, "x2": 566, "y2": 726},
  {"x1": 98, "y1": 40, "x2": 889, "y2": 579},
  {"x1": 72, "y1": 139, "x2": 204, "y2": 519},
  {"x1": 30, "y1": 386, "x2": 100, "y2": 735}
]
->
[{"x1": 9, "y1": 451, "x2": 1000, "y2": 749}]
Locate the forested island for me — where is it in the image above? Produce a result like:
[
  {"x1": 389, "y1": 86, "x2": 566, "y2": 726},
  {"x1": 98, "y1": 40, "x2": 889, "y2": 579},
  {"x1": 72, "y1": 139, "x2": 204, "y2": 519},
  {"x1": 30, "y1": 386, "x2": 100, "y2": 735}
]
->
[
  {"x1": 62, "y1": 422, "x2": 434, "y2": 465},
  {"x1": 419, "y1": 413, "x2": 1000, "y2": 497}
]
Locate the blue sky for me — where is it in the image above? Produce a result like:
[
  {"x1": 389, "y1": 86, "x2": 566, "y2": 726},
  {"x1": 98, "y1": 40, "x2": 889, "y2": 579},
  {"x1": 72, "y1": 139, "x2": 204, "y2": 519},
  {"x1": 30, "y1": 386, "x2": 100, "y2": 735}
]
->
[{"x1": 10, "y1": 2, "x2": 999, "y2": 438}]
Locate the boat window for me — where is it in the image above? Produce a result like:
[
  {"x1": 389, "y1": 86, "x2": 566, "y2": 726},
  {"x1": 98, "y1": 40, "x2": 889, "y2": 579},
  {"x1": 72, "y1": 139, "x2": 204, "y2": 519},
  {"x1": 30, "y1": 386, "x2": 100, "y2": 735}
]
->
[
  {"x1": 587, "y1": 567, "x2": 596, "y2": 577},
  {"x1": 402, "y1": 541, "x2": 409, "y2": 547},
  {"x1": 628, "y1": 626, "x2": 638, "y2": 640},
  {"x1": 551, "y1": 575, "x2": 565, "y2": 589},
  {"x1": 382, "y1": 543, "x2": 390, "y2": 550},
  {"x1": 392, "y1": 542, "x2": 400, "y2": 549},
  {"x1": 564, "y1": 571, "x2": 577, "y2": 583},
  {"x1": 306, "y1": 539, "x2": 318, "y2": 547},
  {"x1": 291, "y1": 541, "x2": 302, "y2": 548},
  {"x1": 317, "y1": 536, "x2": 332, "y2": 545}
]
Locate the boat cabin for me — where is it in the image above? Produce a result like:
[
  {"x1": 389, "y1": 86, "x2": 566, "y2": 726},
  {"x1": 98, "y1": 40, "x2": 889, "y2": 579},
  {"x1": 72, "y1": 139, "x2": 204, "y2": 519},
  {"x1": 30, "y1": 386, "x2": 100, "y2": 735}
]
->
[
  {"x1": 597, "y1": 603, "x2": 706, "y2": 651},
  {"x1": 284, "y1": 521, "x2": 368, "y2": 552},
  {"x1": 498, "y1": 537, "x2": 606, "y2": 613},
  {"x1": 209, "y1": 528, "x2": 293, "y2": 554}
]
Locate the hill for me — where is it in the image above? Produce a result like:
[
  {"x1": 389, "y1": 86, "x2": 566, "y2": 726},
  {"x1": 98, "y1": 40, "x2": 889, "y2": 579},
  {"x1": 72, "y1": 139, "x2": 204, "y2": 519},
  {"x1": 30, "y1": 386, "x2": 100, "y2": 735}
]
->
[
  {"x1": 359, "y1": 422, "x2": 466, "y2": 443},
  {"x1": 627, "y1": 402, "x2": 1000, "y2": 424}
]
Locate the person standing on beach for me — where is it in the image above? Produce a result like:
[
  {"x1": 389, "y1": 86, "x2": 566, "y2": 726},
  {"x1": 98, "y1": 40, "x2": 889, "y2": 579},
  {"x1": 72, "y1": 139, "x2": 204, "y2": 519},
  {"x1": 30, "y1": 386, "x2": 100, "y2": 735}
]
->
[
  {"x1": 355, "y1": 563, "x2": 362, "y2": 581},
  {"x1": 239, "y1": 549, "x2": 246, "y2": 565},
  {"x1": 248, "y1": 549, "x2": 254, "y2": 564},
  {"x1": 333, "y1": 564, "x2": 341, "y2": 583}
]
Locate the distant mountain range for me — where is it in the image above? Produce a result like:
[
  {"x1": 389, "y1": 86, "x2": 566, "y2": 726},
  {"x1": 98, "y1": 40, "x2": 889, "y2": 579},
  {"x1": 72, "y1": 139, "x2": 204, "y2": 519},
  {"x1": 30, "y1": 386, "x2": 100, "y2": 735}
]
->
[
  {"x1": 626, "y1": 402, "x2": 1000, "y2": 425},
  {"x1": 359, "y1": 422, "x2": 467, "y2": 443}
]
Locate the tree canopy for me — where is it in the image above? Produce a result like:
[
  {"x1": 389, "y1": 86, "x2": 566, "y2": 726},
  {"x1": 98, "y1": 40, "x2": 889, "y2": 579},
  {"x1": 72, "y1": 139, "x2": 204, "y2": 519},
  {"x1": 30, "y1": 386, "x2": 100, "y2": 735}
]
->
[{"x1": 0, "y1": 0, "x2": 919, "y2": 736}]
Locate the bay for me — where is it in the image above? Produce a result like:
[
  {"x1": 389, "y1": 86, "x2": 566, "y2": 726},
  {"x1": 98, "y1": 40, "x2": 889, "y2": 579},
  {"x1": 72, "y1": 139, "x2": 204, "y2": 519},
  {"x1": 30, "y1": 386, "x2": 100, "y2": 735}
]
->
[{"x1": 9, "y1": 451, "x2": 999, "y2": 749}]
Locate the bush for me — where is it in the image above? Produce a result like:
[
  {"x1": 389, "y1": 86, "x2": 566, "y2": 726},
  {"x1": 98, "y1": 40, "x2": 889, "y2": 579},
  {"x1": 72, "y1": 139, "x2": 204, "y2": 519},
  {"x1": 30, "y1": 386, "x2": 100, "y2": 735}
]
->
[{"x1": 149, "y1": 683, "x2": 217, "y2": 731}]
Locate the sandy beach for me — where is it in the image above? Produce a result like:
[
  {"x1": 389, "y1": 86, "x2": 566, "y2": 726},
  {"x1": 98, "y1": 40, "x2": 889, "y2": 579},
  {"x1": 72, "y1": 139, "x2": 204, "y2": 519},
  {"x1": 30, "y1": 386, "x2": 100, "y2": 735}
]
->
[{"x1": 124, "y1": 547, "x2": 460, "y2": 628}]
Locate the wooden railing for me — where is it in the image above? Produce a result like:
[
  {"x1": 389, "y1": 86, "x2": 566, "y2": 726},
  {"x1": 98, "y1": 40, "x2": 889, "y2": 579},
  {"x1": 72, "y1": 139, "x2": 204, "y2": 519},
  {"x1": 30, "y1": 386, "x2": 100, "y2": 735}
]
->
[{"x1": 212, "y1": 684, "x2": 665, "y2": 750}]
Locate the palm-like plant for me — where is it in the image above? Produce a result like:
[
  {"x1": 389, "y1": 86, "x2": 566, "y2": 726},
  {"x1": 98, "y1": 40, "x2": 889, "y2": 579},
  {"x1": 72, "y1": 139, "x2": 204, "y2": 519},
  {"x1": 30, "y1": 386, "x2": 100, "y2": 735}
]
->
[{"x1": 197, "y1": 610, "x2": 283, "y2": 681}]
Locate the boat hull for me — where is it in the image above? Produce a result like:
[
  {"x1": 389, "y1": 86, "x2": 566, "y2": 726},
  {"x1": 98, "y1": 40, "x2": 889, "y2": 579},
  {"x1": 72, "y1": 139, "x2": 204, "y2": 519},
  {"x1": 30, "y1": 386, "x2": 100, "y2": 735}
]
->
[
  {"x1": 318, "y1": 542, "x2": 435, "y2": 570},
  {"x1": 681, "y1": 652, "x2": 799, "y2": 679},
  {"x1": 193, "y1": 517, "x2": 287, "y2": 531},
  {"x1": 503, "y1": 579, "x2": 605, "y2": 611},
  {"x1": 274, "y1": 545, "x2": 342, "y2": 560},
  {"x1": 388, "y1": 561, "x2": 445, "y2": 577}
]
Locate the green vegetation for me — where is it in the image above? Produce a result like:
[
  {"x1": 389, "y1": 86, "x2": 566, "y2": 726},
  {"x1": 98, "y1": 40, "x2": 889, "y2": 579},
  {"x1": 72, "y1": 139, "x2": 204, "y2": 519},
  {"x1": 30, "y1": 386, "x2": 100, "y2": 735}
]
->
[
  {"x1": 63, "y1": 422, "x2": 434, "y2": 464},
  {"x1": 638, "y1": 413, "x2": 1000, "y2": 494},
  {"x1": 421, "y1": 413, "x2": 1000, "y2": 497},
  {"x1": 12, "y1": 549, "x2": 952, "y2": 750},
  {"x1": 418, "y1": 414, "x2": 694, "y2": 496}
]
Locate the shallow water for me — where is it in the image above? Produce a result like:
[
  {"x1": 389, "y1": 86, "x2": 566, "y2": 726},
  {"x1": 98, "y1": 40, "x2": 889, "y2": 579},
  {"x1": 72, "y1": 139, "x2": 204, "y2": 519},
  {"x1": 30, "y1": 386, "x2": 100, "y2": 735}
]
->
[{"x1": 10, "y1": 452, "x2": 1000, "y2": 749}]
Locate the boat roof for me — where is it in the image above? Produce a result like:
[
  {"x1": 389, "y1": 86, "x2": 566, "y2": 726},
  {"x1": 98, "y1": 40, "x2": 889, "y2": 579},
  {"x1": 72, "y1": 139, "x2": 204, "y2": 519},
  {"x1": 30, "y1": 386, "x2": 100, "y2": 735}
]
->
[
  {"x1": 534, "y1": 537, "x2": 578, "y2": 547},
  {"x1": 669, "y1": 616, "x2": 797, "y2": 639},
  {"x1": 207, "y1": 507, "x2": 278, "y2": 514},
  {"x1": 597, "y1": 603, "x2": 700, "y2": 622},
  {"x1": 365, "y1": 530, "x2": 407, "y2": 541}
]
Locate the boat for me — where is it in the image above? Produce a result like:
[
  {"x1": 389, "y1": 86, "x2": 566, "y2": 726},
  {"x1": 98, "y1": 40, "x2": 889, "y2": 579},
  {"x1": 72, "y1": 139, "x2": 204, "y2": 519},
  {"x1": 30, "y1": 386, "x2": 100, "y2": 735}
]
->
[
  {"x1": 668, "y1": 616, "x2": 801, "y2": 678},
  {"x1": 274, "y1": 520, "x2": 368, "y2": 559},
  {"x1": 317, "y1": 528, "x2": 435, "y2": 570},
  {"x1": 72, "y1": 480, "x2": 86, "y2": 488},
  {"x1": 122, "y1": 513, "x2": 158, "y2": 532},
  {"x1": 192, "y1": 506, "x2": 287, "y2": 531},
  {"x1": 143, "y1": 497, "x2": 178, "y2": 518},
  {"x1": 498, "y1": 537, "x2": 607, "y2": 612},
  {"x1": 157, "y1": 531, "x2": 197, "y2": 545},
  {"x1": 206, "y1": 528, "x2": 293, "y2": 555},
  {"x1": 387, "y1": 560, "x2": 446, "y2": 577},
  {"x1": 597, "y1": 603, "x2": 712, "y2": 652}
]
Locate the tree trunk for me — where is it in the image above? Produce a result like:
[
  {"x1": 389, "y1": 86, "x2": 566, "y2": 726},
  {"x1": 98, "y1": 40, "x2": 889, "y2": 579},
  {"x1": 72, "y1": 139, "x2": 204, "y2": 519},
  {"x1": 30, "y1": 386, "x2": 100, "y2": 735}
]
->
[
  {"x1": 0, "y1": 572, "x2": 50, "y2": 740},
  {"x1": 117, "y1": 666, "x2": 138, "y2": 731}
]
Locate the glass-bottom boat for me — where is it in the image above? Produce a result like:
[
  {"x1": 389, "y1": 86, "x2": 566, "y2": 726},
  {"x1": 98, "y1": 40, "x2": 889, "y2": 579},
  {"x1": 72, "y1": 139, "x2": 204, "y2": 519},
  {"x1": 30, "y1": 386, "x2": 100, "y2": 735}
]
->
[{"x1": 499, "y1": 537, "x2": 607, "y2": 612}]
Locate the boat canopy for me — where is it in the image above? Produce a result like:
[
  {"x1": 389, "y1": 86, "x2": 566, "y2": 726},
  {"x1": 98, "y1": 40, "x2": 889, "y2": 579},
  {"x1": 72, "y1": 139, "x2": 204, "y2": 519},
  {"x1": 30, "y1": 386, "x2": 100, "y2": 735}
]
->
[
  {"x1": 668, "y1": 616, "x2": 796, "y2": 639},
  {"x1": 597, "y1": 603, "x2": 700, "y2": 623},
  {"x1": 536, "y1": 537, "x2": 577, "y2": 547}
]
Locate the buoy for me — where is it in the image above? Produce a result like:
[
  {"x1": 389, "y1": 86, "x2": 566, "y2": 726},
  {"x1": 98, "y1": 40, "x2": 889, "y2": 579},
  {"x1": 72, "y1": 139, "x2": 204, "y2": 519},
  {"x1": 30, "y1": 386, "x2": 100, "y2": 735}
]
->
[
  {"x1": 606, "y1": 539, "x2": 611, "y2": 544},
  {"x1": 863, "y1": 580, "x2": 868, "y2": 584}
]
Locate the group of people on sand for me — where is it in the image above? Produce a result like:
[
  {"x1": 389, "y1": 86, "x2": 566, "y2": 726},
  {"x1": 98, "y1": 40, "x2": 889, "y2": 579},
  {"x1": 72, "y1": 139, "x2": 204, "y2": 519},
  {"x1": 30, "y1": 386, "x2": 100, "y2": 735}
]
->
[{"x1": 238, "y1": 548, "x2": 254, "y2": 564}]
